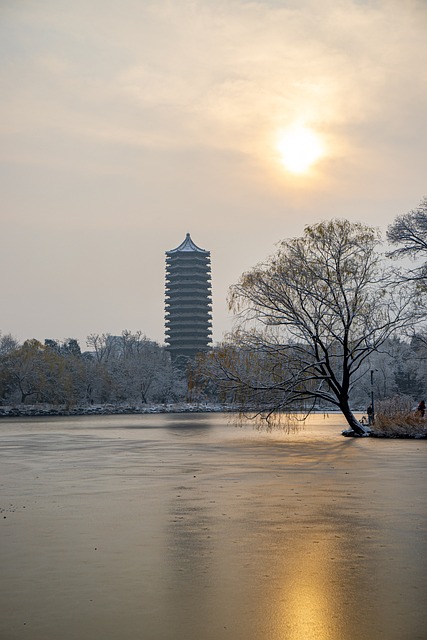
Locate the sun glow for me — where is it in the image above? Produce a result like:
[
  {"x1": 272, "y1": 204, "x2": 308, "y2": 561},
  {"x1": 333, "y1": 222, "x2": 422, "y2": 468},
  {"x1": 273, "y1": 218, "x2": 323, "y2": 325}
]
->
[{"x1": 277, "y1": 126, "x2": 324, "y2": 174}]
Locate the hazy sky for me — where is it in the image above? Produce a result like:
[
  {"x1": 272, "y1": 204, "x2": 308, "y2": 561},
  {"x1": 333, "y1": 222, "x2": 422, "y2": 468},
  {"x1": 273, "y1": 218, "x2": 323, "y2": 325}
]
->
[{"x1": 1, "y1": 0, "x2": 426, "y2": 348}]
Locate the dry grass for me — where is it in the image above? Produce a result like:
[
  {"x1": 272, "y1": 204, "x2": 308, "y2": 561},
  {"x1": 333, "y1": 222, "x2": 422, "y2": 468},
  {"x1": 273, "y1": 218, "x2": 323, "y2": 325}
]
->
[{"x1": 371, "y1": 412, "x2": 427, "y2": 438}]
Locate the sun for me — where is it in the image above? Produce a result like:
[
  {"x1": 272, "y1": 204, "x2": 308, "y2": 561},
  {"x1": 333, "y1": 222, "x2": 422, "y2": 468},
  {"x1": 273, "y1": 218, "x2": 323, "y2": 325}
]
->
[{"x1": 277, "y1": 125, "x2": 324, "y2": 174}]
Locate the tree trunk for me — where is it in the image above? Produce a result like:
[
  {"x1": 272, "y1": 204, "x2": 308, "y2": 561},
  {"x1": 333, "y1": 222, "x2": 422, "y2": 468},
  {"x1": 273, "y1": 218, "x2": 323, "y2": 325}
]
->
[
  {"x1": 339, "y1": 399, "x2": 368, "y2": 435},
  {"x1": 140, "y1": 386, "x2": 147, "y2": 404}
]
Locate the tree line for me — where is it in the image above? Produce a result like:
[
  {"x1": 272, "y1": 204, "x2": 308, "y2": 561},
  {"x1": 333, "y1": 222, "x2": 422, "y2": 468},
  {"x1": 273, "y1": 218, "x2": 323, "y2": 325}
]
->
[
  {"x1": 1, "y1": 328, "x2": 425, "y2": 413},
  {"x1": 0, "y1": 331, "x2": 188, "y2": 407}
]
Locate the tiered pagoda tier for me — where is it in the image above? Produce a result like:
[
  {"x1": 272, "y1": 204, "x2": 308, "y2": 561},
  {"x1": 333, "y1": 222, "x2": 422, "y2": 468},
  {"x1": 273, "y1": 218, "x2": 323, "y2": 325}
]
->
[{"x1": 165, "y1": 233, "x2": 212, "y2": 362}]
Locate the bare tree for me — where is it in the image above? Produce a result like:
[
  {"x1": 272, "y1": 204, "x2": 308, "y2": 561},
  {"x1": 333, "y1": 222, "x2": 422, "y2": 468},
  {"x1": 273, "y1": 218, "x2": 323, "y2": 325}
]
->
[
  {"x1": 0, "y1": 332, "x2": 19, "y2": 357},
  {"x1": 86, "y1": 330, "x2": 185, "y2": 405},
  {"x1": 86, "y1": 333, "x2": 117, "y2": 363},
  {"x1": 387, "y1": 197, "x2": 427, "y2": 285},
  {"x1": 212, "y1": 220, "x2": 419, "y2": 435},
  {"x1": 109, "y1": 333, "x2": 169, "y2": 403}
]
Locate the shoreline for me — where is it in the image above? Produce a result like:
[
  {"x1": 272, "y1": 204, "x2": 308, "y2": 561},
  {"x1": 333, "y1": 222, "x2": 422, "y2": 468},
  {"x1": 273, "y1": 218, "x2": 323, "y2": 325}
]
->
[
  {"x1": 0, "y1": 402, "x2": 236, "y2": 418},
  {"x1": 1, "y1": 404, "x2": 425, "y2": 439}
]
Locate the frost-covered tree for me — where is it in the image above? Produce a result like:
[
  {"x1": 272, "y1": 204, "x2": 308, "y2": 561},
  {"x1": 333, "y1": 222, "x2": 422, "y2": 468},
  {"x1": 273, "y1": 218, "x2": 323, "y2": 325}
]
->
[
  {"x1": 0, "y1": 332, "x2": 18, "y2": 357},
  {"x1": 86, "y1": 333, "x2": 118, "y2": 363},
  {"x1": 407, "y1": 332, "x2": 427, "y2": 397},
  {"x1": 108, "y1": 334, "x2": 166, "y2": 403},
  {"x1": 211, "y1": 220, "x2": 419, "y2": 434},
  {"x1": 85, "y1": 330, "x2": 186, "y2": 404}
]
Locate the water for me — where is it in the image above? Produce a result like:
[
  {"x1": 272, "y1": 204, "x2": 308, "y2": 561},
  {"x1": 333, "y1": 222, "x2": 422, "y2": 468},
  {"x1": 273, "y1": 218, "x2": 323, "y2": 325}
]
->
[{"x1": 1, "y1": 413, "x2": 426, "y2": 639}]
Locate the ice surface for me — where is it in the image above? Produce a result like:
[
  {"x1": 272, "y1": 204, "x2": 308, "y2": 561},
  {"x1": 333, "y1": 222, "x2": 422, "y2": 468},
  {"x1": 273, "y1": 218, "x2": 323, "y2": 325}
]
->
[{"x1": 1, "y1": 413, "x2": 426, "y2": 640}]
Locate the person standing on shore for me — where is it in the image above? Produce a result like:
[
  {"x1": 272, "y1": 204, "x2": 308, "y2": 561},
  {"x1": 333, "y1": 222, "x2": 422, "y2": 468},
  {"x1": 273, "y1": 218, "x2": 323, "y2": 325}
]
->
[{"x1": 417, "y1": 400, "x2": 425, "y2": 418}]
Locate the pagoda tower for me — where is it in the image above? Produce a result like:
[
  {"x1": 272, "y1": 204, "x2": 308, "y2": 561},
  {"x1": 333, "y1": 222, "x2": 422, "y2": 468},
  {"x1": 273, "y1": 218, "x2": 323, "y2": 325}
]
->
[{"x1": 165, "y1": 233, "x2": 212, "y2": 362}]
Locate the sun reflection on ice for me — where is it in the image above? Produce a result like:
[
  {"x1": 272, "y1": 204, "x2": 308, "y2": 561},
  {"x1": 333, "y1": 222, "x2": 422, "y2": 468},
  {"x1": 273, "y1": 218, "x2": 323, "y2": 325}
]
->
[{"x1": 272, "y1": 534, "x2": 345, "y2": 640}]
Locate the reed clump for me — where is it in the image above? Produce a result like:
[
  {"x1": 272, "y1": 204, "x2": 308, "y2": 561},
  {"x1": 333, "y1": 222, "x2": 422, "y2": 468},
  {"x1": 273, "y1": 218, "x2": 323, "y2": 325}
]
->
[
  {"x1": 372, "y1": 412, "x2": 427, "y2": 438},
  {"x1": 371, "y1": 396, "x2": 427, "y2": 438}
]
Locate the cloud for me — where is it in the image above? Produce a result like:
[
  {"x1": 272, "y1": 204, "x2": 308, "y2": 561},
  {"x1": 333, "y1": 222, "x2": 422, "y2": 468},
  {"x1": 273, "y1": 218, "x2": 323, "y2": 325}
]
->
[
  {"x1": 3, "y1": 1, "x2": 426, "y2": 159},
  {"x1": 1, "y1": 0, "x2": 426, "y2": 344}
]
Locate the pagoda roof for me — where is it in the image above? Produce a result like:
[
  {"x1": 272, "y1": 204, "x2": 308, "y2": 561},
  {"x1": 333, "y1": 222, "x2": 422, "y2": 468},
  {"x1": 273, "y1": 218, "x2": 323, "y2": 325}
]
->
[{"x1": 166, "y1": 233, "x2": 209, "y2": 255}]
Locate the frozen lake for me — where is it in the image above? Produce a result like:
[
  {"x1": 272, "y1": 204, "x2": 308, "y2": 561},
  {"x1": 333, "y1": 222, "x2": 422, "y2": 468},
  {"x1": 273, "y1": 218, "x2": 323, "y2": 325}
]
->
[{"x1": 1, "y1": 412, "x2": 426, "y2": 640}]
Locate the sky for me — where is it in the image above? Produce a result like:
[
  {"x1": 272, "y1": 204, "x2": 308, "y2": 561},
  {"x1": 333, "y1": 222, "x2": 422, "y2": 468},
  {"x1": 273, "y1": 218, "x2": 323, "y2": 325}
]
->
[{"x1": 1, "y1": 0, "x2": 426, "y2": 348}]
